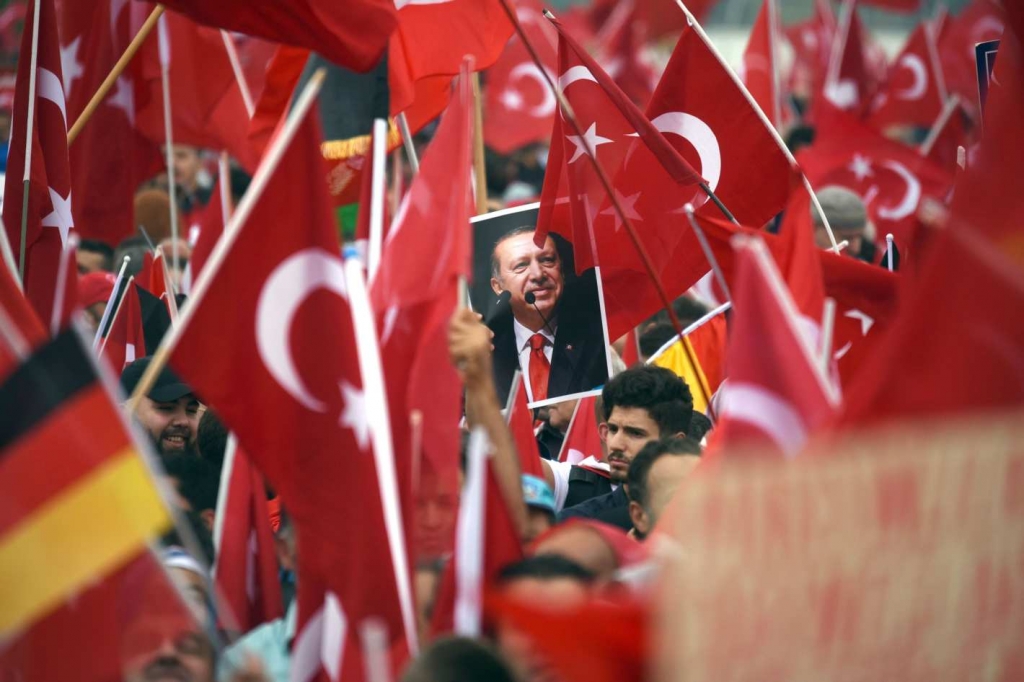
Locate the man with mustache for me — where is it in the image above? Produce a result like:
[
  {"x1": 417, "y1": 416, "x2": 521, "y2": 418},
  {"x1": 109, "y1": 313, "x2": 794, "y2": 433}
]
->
[
  {"x1": 122, "y1": 356, "x2": 202, "y2": 461},
  {"x1": 488, "y1": 227, "x2": 608, "y2": 406}
]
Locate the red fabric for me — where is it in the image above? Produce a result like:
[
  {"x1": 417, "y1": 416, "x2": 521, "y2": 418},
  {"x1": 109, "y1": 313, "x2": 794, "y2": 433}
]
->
[
  {"x1": 0, "y1": 258, "x2": 47, "y2": 382},
  {"x1": 937, "y1": 0, "x2": 1004, "y2": 120},
  {"x1": 2, "y1": 0, "x2": 76, "y2": 331},
  {"x1": 775, "y1": 182, "x2": 827, "y2": 326},
  {"x1": 559, "y1": 395, "x2": 603, "y2": 465},
  {"x1": 868, "y1": 23, "x2": 947, "y2": 130},
  {"x1": 214, "y1": 443, "x2": 284, "y2": 634},
  {"x1": 820, "y1": 3, "x2": 877, "y2": 116},
  {"x1": 620, "y1": 328, "x2": 639, "y2": 367},
  {"x1": 388, "y1": 0, "x2": 512, "y2": 116},
  {"x1": 536, "y1": 18, "x2": 706, "y2": 341},
  {"x1": 57, "y1": 0, "x2": 162, "y2": 247},
  {"x1": 799, "y1": 104, "x2": 954, "y2": 250},
  {"x1": 186, "y1": 180, "x2": 226, "y2": 291},
  {"x1": 247, "y1": 45, "x2": 309, "y2": 161},
  {"x1": 588, "y1": 0, "x2": 715, "y2": 43},
  {"x1": 922, "y1": 100, "x2": 971, "y2": 175},
  {"x1": 785, "y1": 0, "x2": 836, "y2": 97},
  {"x1": 168, "y1": 106, "x2": 411, "y2": 681},
  {"x1": 483, "y1": 0, "x2": 558, "y2": 154},
  {"x1": 596, "y1": 2, "x2": 656, "y2": 109},
  {"x1": 98, "y1": 279, "x2": 146, "y2": 373},
  {"x1": 712, "y1": 238, "x2": 840, "y2": 458},
  {"x1": 741, "y1": 0, "x2": 782, "y2": 127},
  {"x1": 134, "y1": 11, "x2": 259, "y2": 172},
  {"x1": 76, "y1": 271, "x2": 115, "y2": 309},
  {"x1": 156, "y1": 0, "x2": 396, "y2": 73},
  {"x1": 370, "y1": 71, "x2": 472, "y2": 514},
  {"x1": 508, "y1": 375, "x2": 546, "y2": 478}
]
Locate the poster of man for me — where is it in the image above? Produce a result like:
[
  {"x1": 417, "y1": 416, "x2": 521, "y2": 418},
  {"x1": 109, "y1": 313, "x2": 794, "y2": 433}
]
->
[{"x1": 470, "y1": 203, "x2": 612, "y2": 408}]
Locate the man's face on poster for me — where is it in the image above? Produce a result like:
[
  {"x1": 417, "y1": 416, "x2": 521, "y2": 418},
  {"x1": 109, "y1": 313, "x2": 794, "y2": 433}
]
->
[{"x1": 490, "y1": 231, "x2": 565, "y2": 327}]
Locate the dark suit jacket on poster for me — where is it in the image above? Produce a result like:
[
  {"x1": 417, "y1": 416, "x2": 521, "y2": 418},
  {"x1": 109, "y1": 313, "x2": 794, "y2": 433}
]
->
[{"x1": 489, "y1": 270, "x2": 609, "y2": 407}]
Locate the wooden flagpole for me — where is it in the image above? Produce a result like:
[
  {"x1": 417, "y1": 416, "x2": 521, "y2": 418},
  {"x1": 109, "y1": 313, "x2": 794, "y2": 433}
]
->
[
  {"x1": 471, "y1": 72, "x2": 488, "y2": 215},
  {"x1": 49, "y1": 233, "x2": 76, "y2": 336},
  {"x1": 67, "y1": 5, "x2": 165, "y2": 146},
  {"x1": 19, "y1": 0, "x2": 43, "y2": 281},
  {"x1": 220, "y1": 30, "x2": 254, "y2": 117},
  {"x1": 157, "y1": 14, "x2": 182, "y2": 279}
]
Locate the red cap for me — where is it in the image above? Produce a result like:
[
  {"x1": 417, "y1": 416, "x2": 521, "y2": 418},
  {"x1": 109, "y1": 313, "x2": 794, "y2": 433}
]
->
[{"x1": 77, "y1": 271, "x2": 116, "y2": 308}]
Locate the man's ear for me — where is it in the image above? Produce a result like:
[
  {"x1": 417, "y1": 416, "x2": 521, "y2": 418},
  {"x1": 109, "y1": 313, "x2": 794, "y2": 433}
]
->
[
  {"x1": 628, "y1": 500, "x2": 648, "y2": 536},
  {"x1": 490, "y1": 277, "x2": 504, "y2": 296}
]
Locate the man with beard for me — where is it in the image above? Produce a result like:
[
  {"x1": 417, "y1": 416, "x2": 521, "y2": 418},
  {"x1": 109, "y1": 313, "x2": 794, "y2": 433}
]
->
[
  {"x1": 122, "y1": 357, "x2": 201, "y2": 460},
  {"x1": 541, "y1": 366, "x2": 694, "y2": 528}
]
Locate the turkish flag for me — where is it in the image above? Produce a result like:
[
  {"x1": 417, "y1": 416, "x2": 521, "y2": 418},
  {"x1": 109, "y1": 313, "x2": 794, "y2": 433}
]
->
[
  {"x1": 921, "y1": 98, "x2": 972, "y2": 174},
  {"x1": 155, "y1": 0, "x2": 396, "y2": 73},
  {"x1": 389, "y1": 0, "x2": 512, "y2": 116},
  {"x1": 938, "y1": 0, "x2": 1004, "y2": 120},
  {"x1": 508, "y1": 376, "x2": 546, "y2": 478},
  {"x1": 370, "y1": 68, "x2": 473, "y2": 563},
  {"x1": 57, "y1": 0, "x2": 162, "y2": 247},
  {"x1": 713, "y1": 237, "x2": 841, "y2": 458},
  {"x1": 820, "y1": 2, "x2": 877, "y2": 115},
  {"x1": 595, "y1": 1, "x2": 657, "y2": 108},
  {"x1": 536, "y1": 17, "x2": 706, "y2": 341},
  {"x1": 799, "y1": 105, "x2": 954, "y2": 250},
  {"x1": 134, "y1": 11, "x2": 259, "y2": 172},
  {"x1": 868, "y1": 23, "x2": 947, "y2": 129},
  {"x1": 0, "y1": 254, "x2": 47, "y2": 382},
  {"x1": 247, "y1": 44, "x2": 309, "y2": 161},
  {"x1": 97, "y1": 278, "x2": 146, "y2": 373},
  {"x1": 484, "y1": 1, "x2": 558, "y2": 154},
  {"x1": 182, "y1": 177, "x2": 227, "y2": 293},
  {"x1": 213, "y1": 440, "x2": 283, "y2": 634},
  {"x1": 559, "y1": 395, "x2": 603, "y2": 465},
  {"x1": 785, "y1": 0, "x2": 836, "y2": 98},
  {"x1": 2, "y1": 0, "x2": 76, "y2": 332},
  {"x1": 168, "y1": 104, "x2": 415, "y2": 680},
  {"x1": 774, "y1": 182, "x2": 827, "y2": 333},
  {"x1": 741, "y1": 0, "x2": 783, "y2": 128}
]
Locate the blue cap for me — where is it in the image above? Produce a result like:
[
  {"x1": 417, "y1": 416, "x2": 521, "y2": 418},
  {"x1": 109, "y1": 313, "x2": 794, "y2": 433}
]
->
[{"x1": 522, "y1": 474, "x2": 556, "y2": 514}]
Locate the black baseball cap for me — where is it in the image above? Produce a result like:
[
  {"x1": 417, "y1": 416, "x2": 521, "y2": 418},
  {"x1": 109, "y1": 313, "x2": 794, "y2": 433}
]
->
[{"x1": 120, "y1": 356, "x2": 195, "y2": 402}]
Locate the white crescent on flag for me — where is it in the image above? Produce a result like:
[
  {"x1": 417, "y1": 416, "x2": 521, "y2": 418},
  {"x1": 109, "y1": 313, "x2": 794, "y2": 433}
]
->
[
  {"x1": 895, "y1": 54, "x2": 928, "y2": 101},
  {"x1": 648, "y1": 111, "x2": 722, "y2": 193},
  {"x1": 876, "y1": 161, "x2": 921, "y2": 221},
  {"x1": 508, "y1": 62, "x2": 556, "y2": 117}
]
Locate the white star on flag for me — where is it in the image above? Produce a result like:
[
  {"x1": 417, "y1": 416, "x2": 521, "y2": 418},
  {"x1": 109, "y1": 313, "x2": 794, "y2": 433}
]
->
[
  {"x1": 500, "y1": 88, "x2": 524, "y2": 111},
  {"x1": 41, "y1": 188, "x2": 74, "y2": 245},
  {"x1": 338, "y1": 380, "x2": 370, "y2": 451},
  {"x1": 109, "y1": 76, "x2": 135, "y2": 124},
  {"x1": 599, "y1": 190, "x2": 643, "y2": 232},
  {"x1": 60, "y1": 37, "x2": 83, "y2": 96},
  {"x1": 848, "y1": 154, "x2": 874, "y2": 183},
  {"x1": 565, "y1": 123, "x2": 613, "y2": 164},
  {"x1": 845, "y1": 309, "x2": 875, "y2": 336}
]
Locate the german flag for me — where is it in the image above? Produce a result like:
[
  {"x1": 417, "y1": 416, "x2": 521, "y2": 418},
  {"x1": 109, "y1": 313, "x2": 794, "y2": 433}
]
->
[
  {"x1": 649, "y1": 308, "x2": 728, "y2": 414},
  {"x1": 0, "y1": 328, "x2": 172, "y2": 639}
]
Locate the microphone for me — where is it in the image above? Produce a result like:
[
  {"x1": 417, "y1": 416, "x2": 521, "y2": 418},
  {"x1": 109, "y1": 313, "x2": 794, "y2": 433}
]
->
[{"x1": 524, "y1": 291, "x2": 557, "y2": 338}]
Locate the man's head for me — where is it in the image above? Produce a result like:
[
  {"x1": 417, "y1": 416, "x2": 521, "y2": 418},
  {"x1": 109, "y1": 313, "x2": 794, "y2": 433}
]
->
[
  {"x1": 122, "y1": 357, "x2": 200, "y2": 459},
  {"x1": 489, "y1": 227, "x2": 564, "y2": 332},
  {"x1": 627, "y1": 438, "x2": 702, "y2": 539},
  {"x1": 812, "y1": 185, "x2": 868, "y2": 255},
  {"x1": 521, "y1": 474, "x2": 556, "y2": 543},
  {"x1": 77, "y1": 239, "x2": 114, "y2": 273},
  {"x1": 171, "y1": 145, "x2": 202, "y2": 193},
  {"x1": 401, "y1": 636, "x2": 518, "y2": 682},
  {"x1": 163, "y1": 455, "x2": 219, "y2": 532},
  {"x1": 600, "y1": 366, "x2": 693, "y2": 482}
]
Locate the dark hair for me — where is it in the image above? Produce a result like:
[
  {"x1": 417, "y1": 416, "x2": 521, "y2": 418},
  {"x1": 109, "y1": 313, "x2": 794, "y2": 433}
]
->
[
  {"x1": 626, "y1": 437, "x2": 702, "y2": 510},
  {"x1": 497, "y1": 554, "x2": 595, "y2": 585},
  {"x1": 638, "y1": 322, "x2": 677, "y2": 359},
  {"x1": 159, "y1": 509, "x2": 215, "y2": 566},
  {"x1": 164, "y1": 455, "x2": 219, "y2": 513},
  {"x1": 490, "y1": 225, "x2": 539, "y2": 283},
  {"x1": 196, "y1": 410, "x2": 229, "y2": 472},
  {"x1": 78, "y1": 239, "x2": 115, "y2": 270},
  {"x1": 602, "y1": 366, "x2": 693, "y2": 438},
  {"x1": 672, "y1": 296, "x2": 709, "y2": 327},
  {"x1": 688, "y1": 412, "x2": 712, "y2": 442},
  {"x1": 401, "y1": 637, "x2": 518, "y2": 682}
]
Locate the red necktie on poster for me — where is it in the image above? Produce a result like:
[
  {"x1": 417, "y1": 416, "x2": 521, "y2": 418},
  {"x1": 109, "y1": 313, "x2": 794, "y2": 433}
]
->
[{"x1": 528, "y1": 333, "x2": 550, "y2": 402}]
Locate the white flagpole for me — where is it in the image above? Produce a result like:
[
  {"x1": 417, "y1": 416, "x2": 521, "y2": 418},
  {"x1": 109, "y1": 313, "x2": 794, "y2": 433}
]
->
[
  {"x1": 395, "y1": 112, "x2": 420, "y2": 174},
  {"x1": 824, "y1": 0, "x2": 855, "y2": 100},
  {"x1": 0, "y1": 299, "x2": 31, "y2": 360},
  {"x1": 683, "y1": 204, "x2": 733, "y2": 303},
  {"x1": 885, "y1": 233, "x2": 895, "y2": 272},
  {"x1": 671, "y1": 0, "x2": 840, "y2": 253},
  {"x1": 158, "y1": 14, "x2": 182, "y2": 280},
  {"x1": 924, "y1": 20, "x2": 948, "y2": 104},
  {"x1": 344, "y1": 258, "x2": 420, "y2": 656},
  {"x1": 360, "y1": 619, "x2": 394, "y2": 682},
  {"x1": 211, "y1": 433, "x2": 239, "y2": 573},
  {"x1": 18, "y1": 0, "x2": 43, "y2": 281},
  {"x1": 919, "y1": 94, "x2": 960, "y2": 157},
  {"x1": 453, "y1": 427, "x2": 489, "y2": 637},
  {"x1": 367, "y1": 118, "x2": 388, "y2": 283},
  {"x1": 645, "y1": 302, "x2": 732, "y2": 366},
  {"x1": 0, "y1": 217, "x2": 22, "y2": 291},
  {"x1": 50, "y1": 233, "x2": 77, "y2": 336},
  {"x1": 92, "y1": 254, "x2": 131, "y2": 349},
  {"x1": 97, "y1": 275, "x2": 133, "y2": 360},
  {"x1": 221, "y1": 30, "x2": 255, "y2": 118},
  {"x1": 819, "y1": 296, "x2": 836, "y2": 375}
]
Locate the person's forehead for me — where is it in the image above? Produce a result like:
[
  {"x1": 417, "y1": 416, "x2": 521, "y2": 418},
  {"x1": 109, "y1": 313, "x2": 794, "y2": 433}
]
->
[
  {"x1": 150, "y1": 394, "x2": 199, "y2": 408},
  {"x1": 495, "y1": 232, "x2": 555, "y2": 262},
  {"x1": 607, "y1": 406, "x2": 659, "y2": 431}
]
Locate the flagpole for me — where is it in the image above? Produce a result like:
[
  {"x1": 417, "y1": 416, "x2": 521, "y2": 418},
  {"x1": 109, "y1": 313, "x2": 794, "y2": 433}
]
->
[
  {"x1": 671, "y1": 0, "x2": 840, "y2": 253},
  {"x1": 885, "y1": 234, "x2": 895, "y2": 272},
  {"x1": 367, "y1": 118, "x2": 388, "y2": 283},
  {"x1": 919, "y1": 94, "x2": 959, "y2": 157},
  {"x1": 156, "y1": 15, "x2": 182, "y2": 280},
  {"x1": 67, "y1": 5, "x2": 165, "y2": 146},
  {"x1": 683, "y1": 204, "x2": 732, "y2": 303},
  {"x1": 220, "y1": 30, "x2": 254, "y2": 118},
  {"x1": 96, "y1": 275, "x2": 133, "y2": 359},
  {"x1": 125, "y1": 69, "x2": 328, "y2": 412},
  {"x1": 824, "y1": 0, "x2": 855, "y2": 98},
  {"x1": 645, "y1": 301, "x2": 732, "y2": 366},
  {"x1": 211, "y1": 433, "x2": 238, "y2": 569},
  {"x1": 395, "y1": 112, "x2": 420, "y2": 174},
  {"x1": 49, "y1": 234, "x2": 76, "y2": 336},
  {"x1": 767, "y1": 0, "x2": 783, "y2": 130},
  {"x1": 18, "y1": 0, "x2": 43, "y2": 281},
  {"x1": 819, "y1": 296, "x2": 836, "y2": 375},
  {"x1": 471, "y1": 72, "x2": 488, "y2": 215},
  {"x1": 92, "y1": 254, "x2": 131, "y2": 350},
  {"x1": 0, "y1": 217, "x2": 22, "y2": 291},
  {"x1": 0, "y1": 300, "x2": 32, "y2": 361},
  {"x1": 496, "y1": 0, "x2": 711, "y2": 359}
]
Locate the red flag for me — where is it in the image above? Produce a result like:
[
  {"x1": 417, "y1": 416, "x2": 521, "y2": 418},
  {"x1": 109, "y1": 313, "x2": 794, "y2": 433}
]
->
[
  {"x1": 0, "y1": 256, "x2": 47, "y2": 382},
  {"x1": 57, "y1": 0, "x2": 163, "y2": 247},
  {"x1": 775, "y1": 182, "x2": 827, "y2": 328},
  {"x1": 868, "y1": 23, "x2": 947, "y2": 130},
  {"x1": 508, "y1": 376, "x2": 545, "y2": 479},
  {"x1": 2, "y1": 0, "x2": 76, "y2": 331},
  {"x1": 247, "y1": 44, "x2": 309, "y2": 160},
  {"x1": 213, "y1": 440, "x2": 283, "y2": 634},
  {"x1": 588, "y1": 0, "x2": 715, "y2": 43},
  {"x1": 859, "y1": 0, "x2": 920, "y2": 12},
  {"x1": 920, "y1": 98, "x2": 972, "y2": 174},
  {"x1": 536, "y1": 18, "x2": 706, "y2": 341},
  {"x1": 821, "y1": 1, "x2": 877, "y2": 115},
  {"x1": 183, "y1": 177, "x2": 227, "y2": 292},
  {"x1": 799, "y1": 105, "x2": 954, "y2": 250},
  {"x1": 134, "y1": 12, "x2": 259, "y2": 172},
  {"x1": 97, "y1": 278, "x2": 146, "y2": 373},
  {"x1": 713, "y1": 237, "x2": 841, "y2": 458},
  {"x1": 620, "y1": 327, "x2": 640, "y2": 367},
  {"x1": 168, "y1": 100, "x2": 415, "y2": 680},
  {"x1": 741, "y1": 0, "x2": 783, "y2": 128},
  {"x1": 155, "y1": 0, "x2": 396, "y2": 73},
  {"x1": 785, "y1": 0, "x2": 836, "y2": 98},
  {"x1": 558, "y1": 395, "x2": 603, "y2": 465},
  {"x1": 938, "y1": 0, "x2": 1004, "y2": 120},
  {"x1": 389, "y1": 0, "x2": 512, "y2": 116},
  {"x1": 596, "y1": 1, "x2": 657, "y2": 108},
  {"x1": 483, "y1": 1, "x2": 558, "y2": 154}
]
